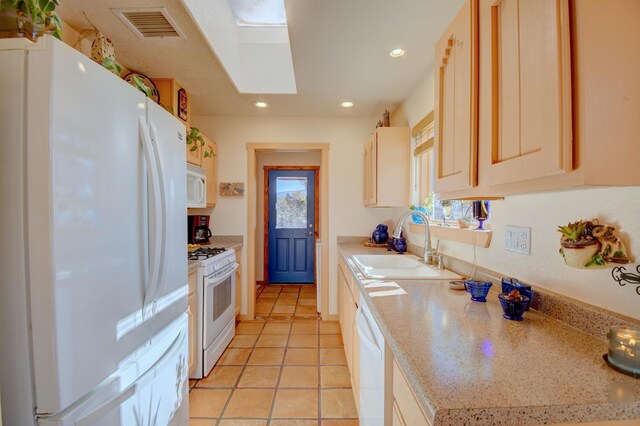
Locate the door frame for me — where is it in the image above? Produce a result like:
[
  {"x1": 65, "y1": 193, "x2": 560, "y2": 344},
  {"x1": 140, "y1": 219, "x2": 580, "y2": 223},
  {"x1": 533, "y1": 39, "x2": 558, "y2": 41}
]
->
[
  {"x1": 263, "y1": 166, "x2": 320, "y2": 284},
  {"x1": 246, "y1": 143, "x2": 330, "y2": 321}
]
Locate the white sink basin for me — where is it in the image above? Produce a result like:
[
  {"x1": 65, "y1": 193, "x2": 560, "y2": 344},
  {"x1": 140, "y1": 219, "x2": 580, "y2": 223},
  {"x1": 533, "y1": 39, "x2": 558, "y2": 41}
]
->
[{"x1": 352, "y1": 254, "x2": 462, "y2": 280}]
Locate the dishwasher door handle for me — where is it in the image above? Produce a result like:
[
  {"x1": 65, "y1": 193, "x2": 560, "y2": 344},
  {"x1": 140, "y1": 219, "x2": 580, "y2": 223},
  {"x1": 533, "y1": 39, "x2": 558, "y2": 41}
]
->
[{"x1": 356, "y1": 307, "x2": 382, "y2": 360}]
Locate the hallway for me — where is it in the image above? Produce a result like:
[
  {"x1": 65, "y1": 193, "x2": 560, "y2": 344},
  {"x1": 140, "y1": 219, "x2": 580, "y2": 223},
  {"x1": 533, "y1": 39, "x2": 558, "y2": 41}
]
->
[{"x1": 188, "y1": 285, "x2": 358, "y2": 425}]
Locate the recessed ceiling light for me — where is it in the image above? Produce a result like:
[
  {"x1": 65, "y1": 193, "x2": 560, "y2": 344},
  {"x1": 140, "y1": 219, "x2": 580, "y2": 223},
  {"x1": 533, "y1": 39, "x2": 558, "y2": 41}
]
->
[
  {"x1": 390, "y1": 48, "x2": 405, "y2": 58},
  {"x1": 254, "y1": 101, "x2": 269, "y2": 108},
  {"x1": 341, "y1": 101, "x2": 354, "y2": 108}
]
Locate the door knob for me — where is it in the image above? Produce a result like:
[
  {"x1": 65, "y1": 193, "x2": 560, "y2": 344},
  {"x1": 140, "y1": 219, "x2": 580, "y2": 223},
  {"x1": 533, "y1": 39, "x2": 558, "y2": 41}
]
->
[{"x1": 308, "y1": 231, "x2": 313, "y2": 236}]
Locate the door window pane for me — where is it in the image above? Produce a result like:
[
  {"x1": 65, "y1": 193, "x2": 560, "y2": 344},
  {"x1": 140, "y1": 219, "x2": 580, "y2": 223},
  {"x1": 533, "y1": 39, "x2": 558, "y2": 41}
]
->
[{"x1": 276, "y1": 177, "x2": 307, "y2": 229}]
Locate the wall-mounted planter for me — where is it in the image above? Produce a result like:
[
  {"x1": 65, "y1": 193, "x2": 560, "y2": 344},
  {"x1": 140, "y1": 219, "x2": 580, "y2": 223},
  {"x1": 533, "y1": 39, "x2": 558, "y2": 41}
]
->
[{"x1": 558, "y1": 220, "x2": 630, "y2": 269}]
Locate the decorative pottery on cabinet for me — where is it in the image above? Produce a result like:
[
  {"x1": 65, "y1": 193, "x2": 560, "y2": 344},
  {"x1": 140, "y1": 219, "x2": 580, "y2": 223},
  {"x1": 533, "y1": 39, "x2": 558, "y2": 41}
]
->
[
  {"x1": 558, "y1": 220, "x2": 630, "y2": 269},
  {"x1": 90, "y1": 32, "x2": 115, "y2": 63},
  {"x1": 371, "y1": 224, "x2": 389, "y2": 244}
]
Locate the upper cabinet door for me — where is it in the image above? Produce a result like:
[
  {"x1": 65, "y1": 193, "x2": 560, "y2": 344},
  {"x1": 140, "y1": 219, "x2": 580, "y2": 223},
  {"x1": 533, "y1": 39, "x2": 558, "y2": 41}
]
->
[
  {"x1": 434, "y1": 0, "x2": 479, "y2": 194},
  {"x1": 488, "y1": 0, "x2": 572, "y2": 185},
  {"x1": 203, "y1": 137, "x2": 217, "y2": 208}
]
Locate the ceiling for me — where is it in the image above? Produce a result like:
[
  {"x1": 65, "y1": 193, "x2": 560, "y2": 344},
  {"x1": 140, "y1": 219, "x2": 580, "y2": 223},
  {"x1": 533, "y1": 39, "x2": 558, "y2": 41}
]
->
[{"x1": 57, "y1": 0, "x2": 466, "y2": 117}]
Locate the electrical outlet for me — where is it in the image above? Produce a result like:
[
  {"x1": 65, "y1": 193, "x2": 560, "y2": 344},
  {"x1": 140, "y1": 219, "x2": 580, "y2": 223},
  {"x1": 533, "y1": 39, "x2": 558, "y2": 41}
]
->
[{"x1": 505, "y1": 226, "x2": 531, "y2": 255}]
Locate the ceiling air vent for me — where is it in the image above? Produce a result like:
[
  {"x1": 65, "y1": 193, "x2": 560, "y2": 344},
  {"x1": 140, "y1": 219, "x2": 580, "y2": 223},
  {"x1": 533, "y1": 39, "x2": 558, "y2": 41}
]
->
[{"x1": 112, "y1": 7, "x2": 186, "y2": 39}]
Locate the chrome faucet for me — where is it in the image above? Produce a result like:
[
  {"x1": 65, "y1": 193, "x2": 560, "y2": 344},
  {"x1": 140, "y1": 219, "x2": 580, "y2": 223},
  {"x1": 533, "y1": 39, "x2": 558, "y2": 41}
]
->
[{"x1": 393, "y1": 210, "x2": 437, "y2": 264}]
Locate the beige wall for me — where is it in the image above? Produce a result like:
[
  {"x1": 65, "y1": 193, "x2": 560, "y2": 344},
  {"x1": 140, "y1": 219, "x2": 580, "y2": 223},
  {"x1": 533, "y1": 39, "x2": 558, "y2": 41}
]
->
[
  {"x1": 191, "y1": 116, "x2": 396, "y2": 315},
  {"x1": 255, "y1": 151, "x2": 322, "y2": 281},
  {"x1": 393, "y1": 72, "x2": 640, "y2": 320}
]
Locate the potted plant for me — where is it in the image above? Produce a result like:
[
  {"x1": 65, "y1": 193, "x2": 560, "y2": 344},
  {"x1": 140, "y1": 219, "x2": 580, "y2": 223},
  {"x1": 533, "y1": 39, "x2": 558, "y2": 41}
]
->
[
  {"x1": 1, "y1": 0, "x2": 62, "y2": 40},
  {"x1": 187, "y1": 127, "x2": 215, "y2": 158},
  {"x1": 557, "y1": 220, "x2": 601, "y2": 268}
]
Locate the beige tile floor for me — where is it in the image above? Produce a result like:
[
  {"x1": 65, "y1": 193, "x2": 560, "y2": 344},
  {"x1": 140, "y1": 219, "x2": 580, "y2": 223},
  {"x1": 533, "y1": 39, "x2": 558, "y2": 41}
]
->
[{"x1": 189, "y1": 284, "x2": 359, "y2": 426}]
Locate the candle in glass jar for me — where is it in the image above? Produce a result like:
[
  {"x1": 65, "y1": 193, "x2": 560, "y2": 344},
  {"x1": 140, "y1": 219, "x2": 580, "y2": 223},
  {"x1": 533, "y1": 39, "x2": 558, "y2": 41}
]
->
[{"x1": 607, "y1": 326, "x2": 640, "y2": 375}]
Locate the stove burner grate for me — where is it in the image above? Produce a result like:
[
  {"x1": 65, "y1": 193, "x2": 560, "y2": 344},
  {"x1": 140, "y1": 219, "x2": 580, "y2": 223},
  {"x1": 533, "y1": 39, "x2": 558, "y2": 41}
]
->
[{"x1": 188, "y1": 247, "x2": 226, "y2": 261}]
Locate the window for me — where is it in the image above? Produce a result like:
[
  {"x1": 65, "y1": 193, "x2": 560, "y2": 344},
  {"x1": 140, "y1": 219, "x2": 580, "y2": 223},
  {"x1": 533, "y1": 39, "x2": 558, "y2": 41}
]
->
[
  {"x1": 411, "y1": 112, "x2": 490, "y2": 227},
  {"x1": 412, "y1": 112, "x2": 435, "y2": 208}
]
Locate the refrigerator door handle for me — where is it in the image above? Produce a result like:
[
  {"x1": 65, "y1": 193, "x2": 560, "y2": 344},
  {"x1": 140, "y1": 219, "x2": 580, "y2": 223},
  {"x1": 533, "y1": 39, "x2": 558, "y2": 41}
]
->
[
  {"x1": 139, "y1": 117, "x2": 162, "y2": 319},
  {"x1": 145, "y1": 120, "x2": 168, "y2": 316}
]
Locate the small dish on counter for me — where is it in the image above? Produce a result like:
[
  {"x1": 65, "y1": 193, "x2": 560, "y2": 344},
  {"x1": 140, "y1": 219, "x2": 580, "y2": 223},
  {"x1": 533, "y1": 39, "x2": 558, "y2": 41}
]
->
[{"x1": 448, "y1": 280, "x2": 466, "y2": 291}]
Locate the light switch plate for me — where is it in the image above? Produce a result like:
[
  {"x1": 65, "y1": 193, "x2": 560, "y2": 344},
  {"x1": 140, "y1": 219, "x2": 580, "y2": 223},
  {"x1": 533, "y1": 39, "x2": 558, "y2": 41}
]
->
[{"x1": 505, "y1": 226, "x2": 531, "y2": 255}]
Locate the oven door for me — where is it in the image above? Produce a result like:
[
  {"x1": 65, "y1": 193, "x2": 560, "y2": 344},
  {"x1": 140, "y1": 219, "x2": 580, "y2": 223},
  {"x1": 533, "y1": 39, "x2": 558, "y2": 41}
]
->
[{"x1": 203, "y1": 262, "x2": 238, "y2": 353}]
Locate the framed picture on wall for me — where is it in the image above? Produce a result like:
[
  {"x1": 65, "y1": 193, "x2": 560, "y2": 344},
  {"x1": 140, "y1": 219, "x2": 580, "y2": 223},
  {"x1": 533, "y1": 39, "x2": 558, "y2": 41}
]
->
[{"x1": 178, "y1": 88, "x2": 188, "y2": 122}]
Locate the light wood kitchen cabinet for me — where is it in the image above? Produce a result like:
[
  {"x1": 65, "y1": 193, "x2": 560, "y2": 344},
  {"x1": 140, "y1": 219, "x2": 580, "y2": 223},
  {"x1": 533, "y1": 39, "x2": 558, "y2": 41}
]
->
[
  {"x1": 485, "y1": 0, "x2": 572, "y2": 186},
  {"x1": 338, "y1": 259, "x2": 361, "y2": 413},
  {"x1": 186, "y1": 133, "x2": 202, "y2": 167},
  {"x1": 153, "y1": 78, "x2": 189, "y2": 127},
  {"x1": 392, "y1": 358, "x2": 433, "y2": 426},
  {"x1": 481, "y1": 0, "x2": 640, "y2": 193},
  {"x1": 433, "y1": 0, "x2": 478, "y2": 195},
  {"x1": 437, "y1": 0, "x2": 640, "y2": 199},
  {"x1": 187, "y1": 271, "x2": 198, "y2": 377},
  {"x1": 363, "y1": 127, "x2": 410, "y2": 207},
  {"x1": 202, "y1": 135, "x2": 218, "y2": 208}
]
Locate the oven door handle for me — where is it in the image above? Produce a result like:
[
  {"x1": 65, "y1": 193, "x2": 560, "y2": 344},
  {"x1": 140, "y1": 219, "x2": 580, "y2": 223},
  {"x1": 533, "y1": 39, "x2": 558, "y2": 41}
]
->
[{"x1": 206, "y1": 263, "x2": 239, "y2": 287}]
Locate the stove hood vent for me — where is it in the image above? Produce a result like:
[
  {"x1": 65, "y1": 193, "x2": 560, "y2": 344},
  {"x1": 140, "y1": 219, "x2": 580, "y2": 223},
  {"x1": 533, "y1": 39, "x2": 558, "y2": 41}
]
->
[{"x1": 112, "y1": 7, "x2": 186, "y2": 39}]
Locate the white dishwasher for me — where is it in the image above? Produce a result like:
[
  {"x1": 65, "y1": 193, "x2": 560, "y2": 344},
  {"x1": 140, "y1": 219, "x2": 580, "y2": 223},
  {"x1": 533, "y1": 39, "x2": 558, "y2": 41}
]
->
[{"x1": 357, "y1": 293, "x2": 392, "y2": 426}]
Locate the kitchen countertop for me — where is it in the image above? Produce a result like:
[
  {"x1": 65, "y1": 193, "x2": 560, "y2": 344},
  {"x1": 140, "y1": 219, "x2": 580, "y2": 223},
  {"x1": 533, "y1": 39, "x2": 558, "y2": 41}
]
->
[
  {"x1": 188, "y1": 236, "x2": 243, "y2": 273},
  {"x1": 338, "y1": 242, "x2": 640, "y2": 426}
]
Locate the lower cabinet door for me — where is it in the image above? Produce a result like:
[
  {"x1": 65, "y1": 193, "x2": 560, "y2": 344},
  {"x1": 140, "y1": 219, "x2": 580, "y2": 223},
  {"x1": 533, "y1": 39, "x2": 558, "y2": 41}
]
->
[
  {"x1": 188, "y1": 292, "x2": 197, "y2": 377},
  {"x1": 392, "y1": 401, "x2": 406, "y2": 426}
]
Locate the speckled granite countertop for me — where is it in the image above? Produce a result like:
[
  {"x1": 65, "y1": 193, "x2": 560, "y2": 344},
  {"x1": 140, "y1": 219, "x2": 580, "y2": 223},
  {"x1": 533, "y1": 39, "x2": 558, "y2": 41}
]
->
[
  {"x1": 188, "y1": 236, "x2": 243, "y2": 273},
  {"x1": 338, "y1": 242, "x2": 640, "y2": 426}
]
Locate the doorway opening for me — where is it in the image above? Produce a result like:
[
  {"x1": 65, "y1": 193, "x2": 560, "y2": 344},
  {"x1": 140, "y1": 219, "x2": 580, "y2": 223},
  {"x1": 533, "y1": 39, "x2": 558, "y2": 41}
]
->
[{"x1": 247, "y1": 145, "x2": 328, "y2": 321}]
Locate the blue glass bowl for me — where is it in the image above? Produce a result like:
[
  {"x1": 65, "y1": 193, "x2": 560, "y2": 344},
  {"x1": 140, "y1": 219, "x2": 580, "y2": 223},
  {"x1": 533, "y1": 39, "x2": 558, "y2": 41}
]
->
[
  {"x1": 463, "y1": 280, "x2": 492, "y2": 302},
  {"x1": 498, "y1": 293, "x2": 530, "y2": 321}
]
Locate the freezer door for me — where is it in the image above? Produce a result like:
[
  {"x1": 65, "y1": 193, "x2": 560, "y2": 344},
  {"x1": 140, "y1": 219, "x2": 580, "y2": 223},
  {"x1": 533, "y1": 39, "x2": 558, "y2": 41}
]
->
[
  {"x1": 145, "y1": 99, "x2": 188, "y2": 338},
  {"x1": 26, "y1": 38, "x2": 156, "y2": 414},
  {"x1": 38, "y1": 315, "x2": 189, "y2": 426}
]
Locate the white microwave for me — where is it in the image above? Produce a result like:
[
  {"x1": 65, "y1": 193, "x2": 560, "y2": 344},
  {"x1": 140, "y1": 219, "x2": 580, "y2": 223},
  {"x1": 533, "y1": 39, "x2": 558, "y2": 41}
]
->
[{"x1": 187, "y1": 165, "x2": 206, "y2": 208}]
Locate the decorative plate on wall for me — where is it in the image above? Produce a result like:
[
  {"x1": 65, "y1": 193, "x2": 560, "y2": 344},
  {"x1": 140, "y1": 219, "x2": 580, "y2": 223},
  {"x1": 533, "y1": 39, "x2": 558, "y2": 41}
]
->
[{"x1": 124, "y1": 73, "x2": 159, "y2": 103}]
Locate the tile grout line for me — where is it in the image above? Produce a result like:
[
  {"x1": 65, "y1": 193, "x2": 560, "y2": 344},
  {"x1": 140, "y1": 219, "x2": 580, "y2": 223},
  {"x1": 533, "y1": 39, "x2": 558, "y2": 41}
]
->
[
  {"x1": 266, "y1": 288, "x2": 296, "y2": 424},
  {"x1": 214, "y1": 319, "x2": 264, "y2": 425}
]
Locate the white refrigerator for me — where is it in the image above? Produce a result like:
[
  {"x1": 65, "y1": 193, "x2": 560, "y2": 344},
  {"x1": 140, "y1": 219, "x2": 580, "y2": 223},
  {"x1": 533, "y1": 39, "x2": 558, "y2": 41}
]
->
[{"x1": 0, "y1": 36, "x2": 189, "y2": 425}]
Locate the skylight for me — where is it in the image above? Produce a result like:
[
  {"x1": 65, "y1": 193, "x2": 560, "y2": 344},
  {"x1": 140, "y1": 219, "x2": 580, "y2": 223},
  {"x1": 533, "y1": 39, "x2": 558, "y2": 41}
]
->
[
  {"x1": 180, "y1": 0, "x2": 297, "y2": 94},
  {"x1": 227, "y1": 0, "x2": 286, "y2": 26}
]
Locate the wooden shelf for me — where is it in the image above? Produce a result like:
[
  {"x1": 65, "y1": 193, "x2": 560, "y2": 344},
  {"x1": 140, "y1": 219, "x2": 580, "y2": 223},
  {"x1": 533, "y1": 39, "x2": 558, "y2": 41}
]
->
[{"x1": 408, "y1": 223, "x2": 492, "y2": 248}]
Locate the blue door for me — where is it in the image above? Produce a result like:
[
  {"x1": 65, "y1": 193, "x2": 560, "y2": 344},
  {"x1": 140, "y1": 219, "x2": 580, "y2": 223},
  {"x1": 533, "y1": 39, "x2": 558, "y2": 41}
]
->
[{"x1": 268, "y1": 170, "x2": 316, "y2": 283}]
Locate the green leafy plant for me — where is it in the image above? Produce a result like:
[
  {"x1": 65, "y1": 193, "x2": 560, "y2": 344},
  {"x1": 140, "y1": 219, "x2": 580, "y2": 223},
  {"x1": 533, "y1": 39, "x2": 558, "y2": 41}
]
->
[
  {"x1": 1, "y1": 0, "x2": 63, "y2": 40},
  {"x1": 203, "y1": 147, "x2": 215, "y2": 158},
  {"x1": 423, "y1": 191, "x2": 435, "y2": 213},
  {"x1": 557, "y1": 221, "x2": 587, "y2": 242},
  {"x1": 130, "y1": 74, "x2": 153, "y2": 98},
  {"x1": 186, "y1": 127, "x2": 216, "y2": 158},
  {"x1": 101, "y1": 58, "x2": 121, "y2": 76},
  {"x1": 186, "y1": 127, "x2": 205, "y2": 153}
]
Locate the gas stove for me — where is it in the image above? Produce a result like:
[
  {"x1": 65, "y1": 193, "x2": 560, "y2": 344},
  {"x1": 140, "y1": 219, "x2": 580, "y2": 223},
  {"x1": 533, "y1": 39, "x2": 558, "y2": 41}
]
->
[{"x1": 188, "y1": 247, "x2": 227, "y2": 261}]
